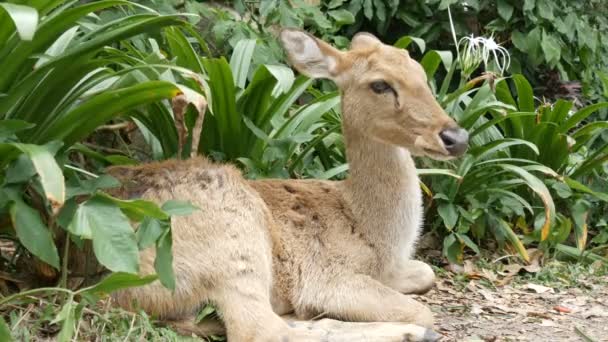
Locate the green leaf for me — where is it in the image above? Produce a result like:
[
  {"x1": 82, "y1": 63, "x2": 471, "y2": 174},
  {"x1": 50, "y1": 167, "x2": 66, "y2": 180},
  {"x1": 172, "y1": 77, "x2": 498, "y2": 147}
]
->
[
  {"x1": 393, "y1": 35, "x2": 426, "y2": 53},
  {"x1": 0, "y1": 3, "x2": 38, "y2": 40},
  {"x1": 230, "y1": 39, "x2": 257, "y2": 89},
  {"x1": 565, "y1": 177, "x2": 608, "y2": 202},
  {"x1": 540, "y1": 30, "x2": 561, "y2": 66},
  {"x1": 363, "y1": 0, "x2": 373, "y2": 19},
  {"x1": 161, "y1": 200, "x2": 199, "y2": 216},
  {"x1": 420, "y1": 50, "x2": 453, "y2": 79},
  {"x1": 417, "y1": 168, "x2": 462, "y2": 180},
  {"x1": 68, "y1": 197, "x2": 139, "y2": 273},
  {"x1": 97, "y1": 193, "x2": 169, "y2": 221},
  {"x1": 82, "y1": 272, "x2": 158, "y2": 296},
  {"x1": 497, "y1": 219, "x2": 529, "y2": 262},
  {"x1": 470, "y1": 138, "x2": 539, "y2": 161},
  {"x1": 560, "y1": 102, "x2": 608, "y2": 134},
  {"x1": 1, "y1": 143, "x2": 65, "y2": 209},
  {"x1": 497, "y1": 0, "x2": 514, "y2": 21},
  {"x1": 136, "y1": 218, "x2": 165, "y2": 250},
  {"x1": 438, "y1": 203, "x2": 458, "y2": 230},
  {"x1": 498, "y1": 164, "x2": 555, "y2": 241},
  {"x1": 443, "y1": 233, "x2": 462, "y2": 264},
  {"x1": 155, "y1": 228, "x2": 175, "y2": 290},
  {"x1": 54, "y1": 298, "x2": 76, "y2": 342},
  {"x1": 457, "y1": 233, "x2": 480, "y2": 254},
  {"x1": 328, "y1": 9, "x2": 355, "y2": 26},
  {"x1": 571, "y1": 200, "x2": 589, "y2": 251},
  {"x1": 65, "y1": 175, "x2": 120, "y2": 198},
  {"x1": 195, "y1": 305, "x2": 216, "y2": 324},
  {"x1": 40, "y1": 81, "x2": 182, "y2": 146},
  {"x1": 9, "y1": 199, "x2": 60, "y2": 269},
  {"x1": 0, "y1": 120, "x2": 35, "y2": 140},
  {"x1": 0, "y1": 316, "x2": 11, "y2": 342}
]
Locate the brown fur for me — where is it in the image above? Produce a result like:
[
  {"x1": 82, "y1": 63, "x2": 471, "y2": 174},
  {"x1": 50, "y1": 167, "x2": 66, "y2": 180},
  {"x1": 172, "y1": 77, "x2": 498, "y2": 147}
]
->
[{"x1": 109, "y1": 30, "x2": 468, "y2": 342}]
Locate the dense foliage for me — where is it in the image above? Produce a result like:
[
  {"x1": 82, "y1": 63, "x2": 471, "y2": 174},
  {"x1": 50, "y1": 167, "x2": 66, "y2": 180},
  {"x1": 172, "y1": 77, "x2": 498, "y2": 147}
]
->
[{"x1": 0, "y1": 0, "x2": 607, "y2": 340}]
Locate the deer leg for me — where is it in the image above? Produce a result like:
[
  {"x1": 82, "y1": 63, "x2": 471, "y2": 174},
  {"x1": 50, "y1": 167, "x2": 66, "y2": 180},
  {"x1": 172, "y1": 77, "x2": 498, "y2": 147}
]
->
[
  {"x1": 287, "y1": 318, "x2": 442, "y2": 342},
  {"x1": 382, "y1": 259, "x2": 436, "y2": 295},
  {"x1": 295, "y1": 273, "x2": 435, "y2": 328}
]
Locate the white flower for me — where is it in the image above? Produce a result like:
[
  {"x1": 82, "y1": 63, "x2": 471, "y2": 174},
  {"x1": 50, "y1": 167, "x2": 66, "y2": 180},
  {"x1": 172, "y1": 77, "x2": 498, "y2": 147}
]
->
[
  {"x1": 458, "y1": 34, "x2": 511, "y2": 77},
  {"x1": 448, "y1": 5, "x2": 511, "y2": 78}
]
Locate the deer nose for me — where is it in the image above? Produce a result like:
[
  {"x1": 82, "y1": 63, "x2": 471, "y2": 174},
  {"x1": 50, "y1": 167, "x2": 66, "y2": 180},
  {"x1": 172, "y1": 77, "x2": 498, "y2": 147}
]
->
[{"x1": 439, "y1": 127, "x2": 469, "y2": 156}]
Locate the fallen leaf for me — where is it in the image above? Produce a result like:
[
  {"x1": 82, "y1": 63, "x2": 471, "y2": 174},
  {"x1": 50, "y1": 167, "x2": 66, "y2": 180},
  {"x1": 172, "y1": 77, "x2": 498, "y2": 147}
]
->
[
  {"x1": 581, "y1": 306, "x2": 608, "y2": 318},
  {"x1": 524, "y1": 283, "x2": 554, "y2": 294},
  {"x1": 553, "y1": 305, "x2": 572, "y2": 313},
  {"x1": 541, "y1": 319, "x2": 557, "y2": 327},
  {"x1": 470, "y1": 304, "x2": 483, "y2": 315}
]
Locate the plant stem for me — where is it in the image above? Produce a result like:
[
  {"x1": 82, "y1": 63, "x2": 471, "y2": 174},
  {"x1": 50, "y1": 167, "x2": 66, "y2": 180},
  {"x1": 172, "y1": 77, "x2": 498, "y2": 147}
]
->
[
  {"x1": 59, "y1": 233, "x2": 71, "y2": 289},
  {"x1": 0, "y1": 287, "x2": 73, "y2": 307}
]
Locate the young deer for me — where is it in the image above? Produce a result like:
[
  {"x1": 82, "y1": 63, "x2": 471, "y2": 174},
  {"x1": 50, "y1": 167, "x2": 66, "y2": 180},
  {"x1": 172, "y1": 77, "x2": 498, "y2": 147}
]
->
[{"x1": 109, "y1": 29, "x2": 468, "y2": 341}]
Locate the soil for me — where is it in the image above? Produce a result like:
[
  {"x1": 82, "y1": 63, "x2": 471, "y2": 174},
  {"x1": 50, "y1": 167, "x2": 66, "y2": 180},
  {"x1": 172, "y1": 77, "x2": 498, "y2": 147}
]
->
[{"x1": 416, "y1": 267, "x2": 608, "y2": 341}]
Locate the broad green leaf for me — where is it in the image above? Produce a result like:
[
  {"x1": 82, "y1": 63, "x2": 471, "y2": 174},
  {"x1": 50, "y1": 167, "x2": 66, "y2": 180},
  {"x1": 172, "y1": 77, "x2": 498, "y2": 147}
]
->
[
  {"x1": 0, "y1": 3, "x2": 38, "y2": 40},
  {"x1": 65, "y1": 175, "x2": 120, "y2": 198},
  {"x1": 0, "y1": 316, "x2": 11, "y2": 342},
  {"x1": 136, "y1": 218, "x2": 165, "y2": 250},
  {"x1": 195, "y1": 305, "x2": 216, "y2": 324},
  {"x1": 39, "y1": 81, "x2": 182, "y2": 146},
  {"x1": 457, "y1": 233, "x2": 480, "y2": 254},
  {"x1": 82, "y1": 272, "x2": 158, "y2": 296},
  {"x1": 420, "y1": 50, "x2": 453, "y2": 79},
  {"x1": 34, "y1": 25, "x2": 79, "y2": 67},
  {"x1": 155, "y1": 229, "x2": 175, "y2": 290},
  {"x1": 230, "y1": 39, "x2": 257, "y2": 89},
  {"x1": 264, "y1": 64, "x2": 295, "y2": 96},
  {"x1": 9, "y1": 199, "x2": 60, "y2": 269},
  {"x1": 540, "y1": 30, "x2": 561, "y2": 66},
  {"x1": 498, "y1": 164, "x2": 555, "y2": 241},
  {"x1": 416, "y1": 168, "x2": 462, "y2": 180},
  {"x1": 0, "y1": 120, "x2": 35, "y2": 140},
  {"x1": 68, "y1": 197, "x2": 139, "y2": 274},
  {"x1": 443, "y1": 233, "x2": 462, "y2": 264},
  {"x1": 161, "y1": 200, "x2": 199, "y2": 216},
  {"x1": 318, "y1": 164, "x2": 349, "y2": 180},
  {"x1": 560, "y1": 102, "x2": 608, "y2": 133},
  {"x1": 555, "y1": 244, "x2": 607, "y2": 263},
  {"x1": 470, "y1": 138, "x2": 539, "y2": 161},
  {"x1": 1, "y1": 143, "x2": 65, "y2": 208},
  {"x1": 497, "y1": 0, "x2": 514, "y2": 21},
  {"x1": 497, "y1": 219, "x2": 529, "y2": 262},
  {"x1": 565, "y1": 177, "x2": 608, "y2": 202},
  {"x1": 571, "y1": 200, "x2": 589, "y2": 251},
  {"x1": 53, "y1": 297, "x2": 76, "y2": 342},
  {"x1": 328, "y1": 9, "x2": 355, "y2": 26},
  {"x1": 394, "y1": 35, "x2": 426, "y2": 53},
  {"x1": 438, "y1": 203, "x2": 458, "y2": 230},
  {"x1": 97, "y1": 193, "x2": 169, "y2": 221}
]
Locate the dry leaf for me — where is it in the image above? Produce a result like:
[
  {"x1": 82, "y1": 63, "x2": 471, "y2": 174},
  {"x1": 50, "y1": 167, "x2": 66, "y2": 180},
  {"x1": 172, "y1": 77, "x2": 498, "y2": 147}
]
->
[
  {"x1": 524, "y1": 283, "x2": 554, "y2": 294},
  {"x1": 581, "y1": 306, "x2": 608, "y2": 318},
  {"x1": 553, "y1": 305, "x2": 572, "y2": 313}
]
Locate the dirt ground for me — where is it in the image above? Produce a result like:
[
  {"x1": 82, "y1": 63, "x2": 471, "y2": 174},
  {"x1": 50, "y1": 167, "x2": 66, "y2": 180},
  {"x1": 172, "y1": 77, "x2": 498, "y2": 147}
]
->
[{"x1": 416, "y1": 264, "x2": 608, "y2": 341}]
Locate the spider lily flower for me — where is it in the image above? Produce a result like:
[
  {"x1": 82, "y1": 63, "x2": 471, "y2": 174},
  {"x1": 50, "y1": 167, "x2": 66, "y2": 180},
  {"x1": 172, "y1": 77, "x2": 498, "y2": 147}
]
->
[{"x1": 458, "y1": 34, "x2": 511, "y2": 78}]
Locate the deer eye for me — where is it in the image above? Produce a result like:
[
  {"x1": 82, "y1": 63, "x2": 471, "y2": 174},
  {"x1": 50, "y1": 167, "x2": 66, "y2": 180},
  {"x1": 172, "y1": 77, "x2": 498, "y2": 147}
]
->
[{"x1": 370, "y1": 80, "x2": 393, "y2": 94}]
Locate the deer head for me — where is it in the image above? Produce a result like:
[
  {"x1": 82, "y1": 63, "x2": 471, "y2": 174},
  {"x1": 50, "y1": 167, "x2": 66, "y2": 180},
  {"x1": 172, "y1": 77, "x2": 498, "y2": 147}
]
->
[{"x1": 280, "y1": 29, "x2": 468, "y2": 160}]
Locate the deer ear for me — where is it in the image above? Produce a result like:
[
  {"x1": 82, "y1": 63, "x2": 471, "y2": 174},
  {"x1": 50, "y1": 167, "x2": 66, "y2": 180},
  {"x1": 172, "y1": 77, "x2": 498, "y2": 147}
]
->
[
  {"x1": 280, "y1": 29, "x2": 344, "y2": 80},
  {"x1": 350, "y1": 32, "x2": 381, "y2": 50}
]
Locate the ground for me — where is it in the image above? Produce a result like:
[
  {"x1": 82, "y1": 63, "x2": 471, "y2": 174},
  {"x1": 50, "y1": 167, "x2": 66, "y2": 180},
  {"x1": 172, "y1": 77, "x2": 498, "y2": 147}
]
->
[
  {"x1": 2, "y1": 251, "x2": 607, "y2": 341},
  {"x1": 419, "y1": 258, "x2": 608, "y2": 341}
]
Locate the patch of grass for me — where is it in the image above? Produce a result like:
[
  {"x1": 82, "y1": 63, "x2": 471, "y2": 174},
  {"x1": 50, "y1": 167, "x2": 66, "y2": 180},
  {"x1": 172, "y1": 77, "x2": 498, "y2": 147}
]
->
[
  {"x1": 1, "y1": 295, "x2": 210, "y2": 341},
  {"x1": 515, "y1": 260, "x2": 607, "y2": 290}
]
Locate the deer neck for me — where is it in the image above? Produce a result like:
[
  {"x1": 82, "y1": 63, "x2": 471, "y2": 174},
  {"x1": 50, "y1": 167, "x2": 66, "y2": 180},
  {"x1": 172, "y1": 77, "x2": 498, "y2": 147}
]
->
[{"x1": 341, "y1": 117, "x2": 423, "y2": 264}]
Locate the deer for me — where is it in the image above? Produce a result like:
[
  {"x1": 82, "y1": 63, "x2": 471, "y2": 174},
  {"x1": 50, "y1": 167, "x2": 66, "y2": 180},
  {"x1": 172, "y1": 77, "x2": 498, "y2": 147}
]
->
[{"x1": 107, "y1": 29, "x2": 469, "y2": 341}]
